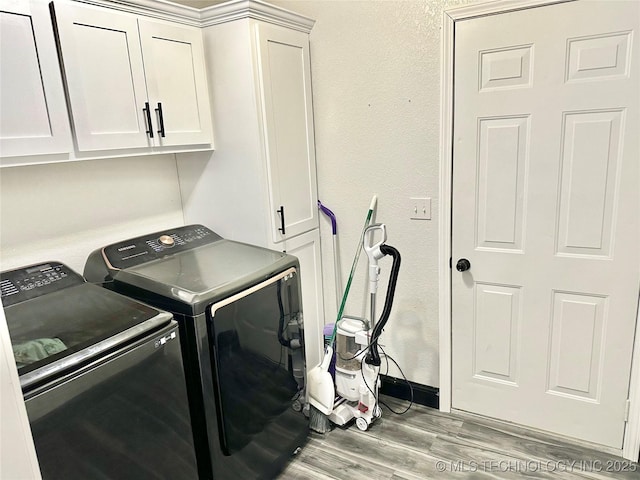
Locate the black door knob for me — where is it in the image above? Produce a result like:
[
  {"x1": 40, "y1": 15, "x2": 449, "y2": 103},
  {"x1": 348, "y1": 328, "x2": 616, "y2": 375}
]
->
[{"x1": 456, "y1": 258, "x2": 471, "y2": 272}]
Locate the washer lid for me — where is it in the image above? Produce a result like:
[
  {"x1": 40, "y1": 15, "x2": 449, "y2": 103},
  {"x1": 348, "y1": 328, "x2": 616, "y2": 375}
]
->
[
  {"x1": 2, "y1": 262, "x2": 170, "y2": 389},
  {"x1": 113, "y1": 239, "x2": 291, "y2": 308}
]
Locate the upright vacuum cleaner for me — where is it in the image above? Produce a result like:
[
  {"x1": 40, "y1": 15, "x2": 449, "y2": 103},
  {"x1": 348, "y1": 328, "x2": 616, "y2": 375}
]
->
[{"x1": 328, "y1": 223, "x2": 401, "y2": 431}]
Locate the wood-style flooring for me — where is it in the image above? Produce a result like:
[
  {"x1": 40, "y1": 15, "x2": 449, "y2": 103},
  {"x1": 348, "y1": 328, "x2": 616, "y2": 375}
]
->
[{"x1": 278, "y1": 396, "x2": 640, "y2": 479}]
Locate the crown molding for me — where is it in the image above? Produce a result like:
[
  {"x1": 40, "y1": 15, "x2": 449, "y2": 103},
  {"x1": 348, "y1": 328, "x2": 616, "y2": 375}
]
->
[
  {"x1": 199, "y1": 0, "x2": 314, "y2": 32},
  {"x1": 72, "y1": 0, "x2": 315, "y2": 31},
  {"x1": 74, "y1": 0, "x2": 202, "y2": 25}
]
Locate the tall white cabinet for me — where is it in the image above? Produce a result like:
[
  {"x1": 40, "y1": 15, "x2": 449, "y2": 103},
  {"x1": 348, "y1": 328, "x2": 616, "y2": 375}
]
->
[
  {"x1": 255, "y1": 22, "x2": 319, "y2": 243},
  {"x1": 177, "y1": 2, "x2": 325, "y2": 370}
]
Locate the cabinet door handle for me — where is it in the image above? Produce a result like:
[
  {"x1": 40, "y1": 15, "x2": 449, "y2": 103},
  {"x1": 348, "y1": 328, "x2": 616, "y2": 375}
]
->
[
  {"x1": 155, "y1": 102, "x2": 166, "y2": 138},
  {"x1": 143, "y1": 102, "x2": 154, "y2": 138},
  {"x1": 277, "y1": 206, "x2": 286, "y2": 235}
]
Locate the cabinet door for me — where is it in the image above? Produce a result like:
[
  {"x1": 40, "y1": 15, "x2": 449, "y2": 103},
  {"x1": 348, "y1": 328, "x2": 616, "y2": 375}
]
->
[
  {"x1": 283, "y1": 229, "x2": 325, "y2": 372},
  {"x1": 0, "y1": 0, "x2": 71, "y2": 157},
  {"x1": 138, "y1": 19, "x2": 213, "y2": 147},
  {"x1": 51, "y1": 1, "x2": 151, "y2": 151},
  {"x1": 255, "y1": 23, "x2": 318, "y2": 243}
]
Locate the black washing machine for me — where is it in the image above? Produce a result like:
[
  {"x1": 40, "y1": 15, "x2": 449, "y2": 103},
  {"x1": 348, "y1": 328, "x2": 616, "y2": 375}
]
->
[
  {"x1": 1, "y1": 261, "x2": 198, "y2": 480},
  {"x1": 84, "y1": 225, "x2": 308, "y2": 480}
]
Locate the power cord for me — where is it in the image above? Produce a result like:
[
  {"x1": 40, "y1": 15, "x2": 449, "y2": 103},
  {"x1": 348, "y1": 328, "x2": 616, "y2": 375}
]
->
[
  {"x1": 358, "y1": 344, "x2": 414, "y2": 416},
  {"x1": 378, "y1": 345, "x2": 413, "y2": 415}
]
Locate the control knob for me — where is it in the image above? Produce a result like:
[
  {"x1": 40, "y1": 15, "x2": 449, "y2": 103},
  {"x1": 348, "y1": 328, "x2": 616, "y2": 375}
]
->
[{"x1": 159, "y1": 235, "x2": 175, "y2": 247}]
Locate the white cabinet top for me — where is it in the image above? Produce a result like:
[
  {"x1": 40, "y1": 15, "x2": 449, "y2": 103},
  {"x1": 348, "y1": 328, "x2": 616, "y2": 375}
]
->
[{"x1": 81, "y1": 0, "x2": 315, "y2": 32}]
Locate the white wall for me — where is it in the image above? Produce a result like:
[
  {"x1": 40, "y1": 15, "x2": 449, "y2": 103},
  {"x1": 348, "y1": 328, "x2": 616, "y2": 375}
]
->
[
  {"x1": 270, "y1": 0, "x2": 472, "y2": 387},
  {"x1": 0, "y1": 155, "x2": 185, "y2": 273}
]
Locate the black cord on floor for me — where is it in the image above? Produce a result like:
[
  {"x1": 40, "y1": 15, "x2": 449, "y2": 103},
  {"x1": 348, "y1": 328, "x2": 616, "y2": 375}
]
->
[
  {"x1": 378, "y1": 345, "x2": 413, "y2": 415},
  {"x1": 358, "y1": 344, "x2": 414, "y2": 416}
]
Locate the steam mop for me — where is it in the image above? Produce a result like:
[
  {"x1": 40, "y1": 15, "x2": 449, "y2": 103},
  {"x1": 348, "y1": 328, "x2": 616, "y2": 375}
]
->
[
  {"x1": 329, "y1": 223, "x2": 401, "y2": 431},
  {"x1": 308, "y1": 196, "x2": 377, "y2": 433}
]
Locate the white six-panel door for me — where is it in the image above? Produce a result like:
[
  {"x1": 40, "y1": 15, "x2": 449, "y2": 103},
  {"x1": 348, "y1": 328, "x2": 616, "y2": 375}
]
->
[{"x1": 452, "y1": 0, "x2": 639, "y2": 448}]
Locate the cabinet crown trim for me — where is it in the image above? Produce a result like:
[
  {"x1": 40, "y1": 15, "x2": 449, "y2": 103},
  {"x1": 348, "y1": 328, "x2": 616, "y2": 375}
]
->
[
  {"x1": 73, "y1": 0, "x2": 202, "y2": 26},
  {"x1": 200, "y1": 0, "x2": 314, "y2": 32},
  {"x1": 72, "y1": 0, "x2": 315, "y2": 31}
]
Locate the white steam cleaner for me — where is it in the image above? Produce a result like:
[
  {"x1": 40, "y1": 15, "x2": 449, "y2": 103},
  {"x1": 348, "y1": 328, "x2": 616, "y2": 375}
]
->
[{"x1": 328, "y1": 223, "x2": 401, "y2": 431}]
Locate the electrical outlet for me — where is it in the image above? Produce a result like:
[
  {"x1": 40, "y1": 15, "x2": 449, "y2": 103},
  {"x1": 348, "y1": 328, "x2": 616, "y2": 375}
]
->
[{"x1": 408, "y1": 197, "x2": 431, "y2": 220}]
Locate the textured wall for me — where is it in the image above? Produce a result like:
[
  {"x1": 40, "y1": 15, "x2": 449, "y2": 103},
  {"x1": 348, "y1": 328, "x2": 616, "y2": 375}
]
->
[
  {"x1": 271, "y1": 0, "x2": 471, "y2": 387},
  {"x1": 0, "y1": 155, "x2": 185, "y2": 273}
]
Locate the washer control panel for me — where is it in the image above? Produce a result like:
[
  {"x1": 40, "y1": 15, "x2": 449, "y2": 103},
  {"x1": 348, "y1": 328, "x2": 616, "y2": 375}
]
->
[
  {"x1": 103, "y1": 224, "x2": 222, "y2": 270},
  {"x1": 0, "y1": 262, "x2": 84, "y2": 307}
]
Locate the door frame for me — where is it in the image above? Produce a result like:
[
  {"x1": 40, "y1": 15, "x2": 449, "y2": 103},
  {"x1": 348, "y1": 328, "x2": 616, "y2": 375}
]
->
[{"x1": 438, "y1": 0, "x2": 640, "y2": 460}]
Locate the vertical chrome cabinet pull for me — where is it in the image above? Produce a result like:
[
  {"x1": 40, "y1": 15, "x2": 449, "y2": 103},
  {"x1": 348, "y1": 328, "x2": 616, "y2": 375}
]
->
[
  {"x1": 277, "y1": 206, "x2": 286, "y2": 235},
  {"x1": 143, "y1": 102, "x2": 154, "y2": 138},
  {"x1": 155, "y1": 102, "x2": 166, "y2": 137}
]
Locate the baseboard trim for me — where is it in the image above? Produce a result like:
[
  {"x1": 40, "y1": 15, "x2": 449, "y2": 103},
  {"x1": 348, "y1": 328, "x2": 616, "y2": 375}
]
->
[{"x1": 379, "y1": 375, "x2": 439, "y2": 409}]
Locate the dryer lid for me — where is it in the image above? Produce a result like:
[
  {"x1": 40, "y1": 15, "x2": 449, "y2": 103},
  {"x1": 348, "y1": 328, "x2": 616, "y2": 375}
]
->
[{"x1": 113, "y1": 239, "x2": 291, "y2": 307}]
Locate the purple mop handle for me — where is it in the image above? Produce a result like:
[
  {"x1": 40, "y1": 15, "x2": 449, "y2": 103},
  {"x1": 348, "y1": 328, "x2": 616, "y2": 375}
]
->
[{"x1": 318, "y1": 201, "x2": 337, "y2": 235}]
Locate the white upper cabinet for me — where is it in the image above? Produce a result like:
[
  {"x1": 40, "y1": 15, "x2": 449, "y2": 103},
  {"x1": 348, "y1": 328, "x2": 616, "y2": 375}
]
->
[
  {"x1": 51, "y1": 1, "x2": 213, "y2": 152},
  {"x1": 51, "y1": 2, "x2": 148, "y2": 151},
  {"x1": 255, "y1": 23, "x2": 318, "y2": 242},
  {"x1": 138, "y1": 19, "x2": 213, "y2": 146},
  {"x1": 0, "y1": 0, "x2": 71, "y2": 157}
]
